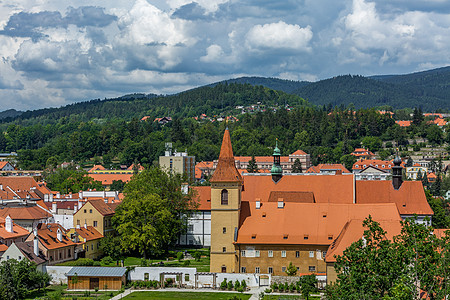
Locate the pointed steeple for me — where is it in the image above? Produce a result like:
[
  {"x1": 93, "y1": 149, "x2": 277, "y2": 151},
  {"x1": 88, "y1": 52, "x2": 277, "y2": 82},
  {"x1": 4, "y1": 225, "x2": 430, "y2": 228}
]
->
[{"x1": 211, "y1": 129, "x2": 243, "y2": 183}]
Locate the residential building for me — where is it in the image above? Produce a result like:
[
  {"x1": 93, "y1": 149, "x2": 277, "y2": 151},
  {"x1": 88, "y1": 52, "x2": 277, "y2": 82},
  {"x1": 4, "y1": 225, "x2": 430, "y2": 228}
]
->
[
  {"x1": 0, "y1": 216, "x2": 29, "y2": 246},
  {"x1": 0, "y1": 161, "x2": 14, "y2": 171},
  {"x1": 0, "y1": 241, "x2": 47, "y2": 271},
  {"x1": 68, "y1": 225, "x2": 103, "y2": 260},
  {"x1": 396, "y1": 120, "x2": 412, "y2": 127},
  {"x1": 406, "y1": 164, "x2": 428, "y2": 180},
  {"x1": 350, "y1": 148, "x2": 375, "y2": 160},
  {"x1": 0, "y1": 176, "x2": 52, "y2": 203},
  {"x1": 306, "y1": 164, "x2": 350, "y2": 175},
  {"x1": 354, "y1": 165, "x2": 390, "y2": 181},
  {"x1": 87, "y1": 164, "x2": 143, "y2": 189},
  {"x1": 352, "y1": 159, "x2": 405, "y2": 174},
  {"x1": 73, "y1": 199, "x2": 118, "y2": 236},
  {"x1": 0, "y1": 204, "x2": 54, "y2": 231},
  {"x1": 159, "y1": 150, "x2": 195, "y2": 182},
  {"x1": 207, "y1": 129, "x2": 432, "y2": 279},
  {"x1": 195, "y1": 161, "x2": 214, "y2": 181},
  {"x1": 26, "y1": 223, "x2": 76, "y2": 265}
]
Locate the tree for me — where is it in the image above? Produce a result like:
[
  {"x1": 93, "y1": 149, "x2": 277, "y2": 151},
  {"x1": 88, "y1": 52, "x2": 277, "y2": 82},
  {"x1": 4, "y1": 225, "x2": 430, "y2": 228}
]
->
[
  {"x1": 416, "y1": 169, "x2": 423, "y2": 181},
  {"x1": 298, "y1": 274, "x2": 318, "y2": 300},
  {"x1": 44, "y1": 167, "x2": 103, "y2": 193},
  {"x1": 292, "y1": 158, "x2": 302, "y2": 173},
  {"x1": 426, "y1": 125, "x2": 443, "y2": 145},
  {"x1": 246, "y1": 155, "x2": 259, "y2": 173},
  {"x1": 406, "y1": 157, "x2": 413, "y2": 167},
  {"x1": 99, "y1": 235, "x2": 124, "y2": 261},
  {"x1": 285, "y1": 262, "x2": 297, "y2": 276},
  {"x1": 412, "y1": 107, "x2": 423, "y2": 126},
  {"x1": 0, "y1": 259, "x2": 51, "y2": 300},
  {"x1": 113, "y1": 166, "x2": 197, "y2": 257},
  {"x1": 422, "y1": 173, "x2": 429, "y2": 189}
]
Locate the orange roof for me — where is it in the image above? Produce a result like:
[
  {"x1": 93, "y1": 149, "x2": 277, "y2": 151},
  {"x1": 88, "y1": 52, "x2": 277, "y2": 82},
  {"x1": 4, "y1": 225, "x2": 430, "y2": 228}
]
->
[
  {"x1": 235, "y1": 156, "x2": 291, "y2": 163},
  {"x1": 0, "y1": 205, "x2": 52, "y2": 220},
  {"x1": 396, "y1": 120, "x2": 412, "y2": 127},
  {"x1": 0, "y1": 177, "x2": 52, "y2": 200},
  {"x1": 75, "y1": 226, "x2": 103, "y2": 241},
  {"x1": 239, "y1": 169, "x2": 271, "y2": 175},
  {"x1": 241, "y1": 174, "x2": 354, "y2": 204},
  {"x1": 141, "y1": 116, "x2": 151, "y2": 121},
  {"x1": 88, "y1": 165, "x2": 106, "y2": 172},
  {"x1": 433, "y1": 118, "x2": 447, "y2": 126},
  {"x1": 210, "y1": 129, "x2": 243, "y2": 183},
  {"x1": 306, "y1": 164, "x2": 350, "y2": 174},
  {"x1": 0, "y1": 217, "x2": 29, "y2": 240},
  {"x1": 353, "y1": 159, "x2": 393, "y2": 171},
  {"x1": 35, "y1": 223, "x2": 76, "y2": 250},
  {"x1": 351, "y1": 148, "x2": 375, "y2": 157},
  {"x1": 237, "y1": 202, "x2": 400, "y2": 245},
  {"x1": 127, "y1": 164, "x2": 144, "y2": 171},
  {"x1": 87, "y1": 199, "x2": 117, "y2": 216},
  {"x1": 88, "y1": 173, "x2": 133, "y2": 186},
  {"x1": 291, "y1": 150, "x2": 307, "y2": 156},
  {"x1": 427, "y1": 172, "x2": 437, "y2": 179},
  {"x1": 325, "y1": 219, "x2": 403, "y2": 262},
  {"x1": 191, "y1": 186, "x2": 211, "y2": 210},
  {"x1": 356, "y1": 181, "x2": 433, "y2": 215},
  {"x1": 434, "y1": 228, "x2": 450, "y2": 239},
  {"x1": 0, "y1": 161, "x2": 13, "y2": 170},
  {"x1": 196, "y1": 161, "x2": 214, "y2": 169},
  {"x1": 0, "y1": 243, "x2": 8, "y2": 252},
  {"x1": 424, "y1": 113, "x2": 443, "y2": 118}
]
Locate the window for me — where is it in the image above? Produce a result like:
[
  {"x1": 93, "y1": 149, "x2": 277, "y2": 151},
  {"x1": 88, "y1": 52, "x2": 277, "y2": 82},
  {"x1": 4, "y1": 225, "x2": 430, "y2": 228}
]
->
[
  {"x1": 223, "y1": 247, "x2": 226, "y2": 253},
  {"x1": 221, "y1": 266, "x2": 226, "y2": 273},
  {"x1": 185, "y1": 274, "x2": 189, "y2": 281},
  {"x1": 296, "y1": 251, "x2": 300, "y2": 258},
  {"x1": 309, "y1": 266, "x2": 316, "y2": 272},
  {"x1": 268, "y1": 267, "x2": 273, "y2": 274},
  {"x1": 255, "y1": 250, "x2": 260, "y2": 257},
  {"x1": 223, "y1": 227, "x2": 226, "y2": 234},
  {"x1": 89, "y1": 209, "x2": 92, "y2": 213},
  {"x1": 255, "y1": 267, "x2": 260, "y2": 273},
  {"x1": 322, "y1": 251, "x2": 327, "y2": 259},
  {"x1": 282, "y1": 266, "x2": 286, "y2": 272},
  {"x1": 268, "y1": 250, "x2": 273, "y2": 257},
  {"x1": 309, "y1": 251, "x2": 314, "y2": 258},
  {"x1": 68, "y1": 250, "x2": 71, "y2": 257},
  {"x1": 50, "y1": 256, "x2": 53, "y2": 261},
  {"x1": 241, "y1": 250, "x2": 246, "y2": 257},
  {"x1": 77, "y1": 220, "x2": 80, "y2": 226},
  {"x1": 84, "y1": 209, "x2": 86, "y2": 213},
  {"x1": 281, "y1": 250, "x2": 286, "y2": 258},
  {"x1": 92, "y1": 244, "x2": 94, "y2": 250},
  {"x1": 18, "y1": 256, "x2": 21, "y2": 260},
  {"x1": 241, "y1": 267, "x2": 246, "y2": 273},
  {"x1": 188, "y1": 225, "x2": 194, "y2": 232},
  {"x1": 221, "y1": 189, "x2": 228, "y2": 205},
  {"x1": 93, "y1": 221, "x2": 98, "y2": 227},
  {"x1": 59, "y1": 252, "x2": 62, "y2": 259}
]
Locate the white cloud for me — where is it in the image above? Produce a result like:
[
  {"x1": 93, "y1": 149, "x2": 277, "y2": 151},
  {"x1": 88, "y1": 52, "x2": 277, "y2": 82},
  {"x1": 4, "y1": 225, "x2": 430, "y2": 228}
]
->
[
  {"x1": 200, "y1": 44, "x2": 224, "y2": 62},
  {"x1": 246, "y1": 21, "x2": 313, "y2": 52},
  {"x1": 167, "y1": 0, "x2": 228, "y2": 13}
]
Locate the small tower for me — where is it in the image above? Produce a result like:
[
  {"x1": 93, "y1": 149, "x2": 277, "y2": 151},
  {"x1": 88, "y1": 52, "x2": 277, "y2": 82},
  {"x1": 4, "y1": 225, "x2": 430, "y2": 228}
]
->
[
  {"x1": 271, "y1": 139, "x2": 283, "y2": 183},
  {"x1": 210, "y1": 128, "x2": 243, "y2": 273},
  {"x1": 392, "y1": 151, "x2": 403, "y2": 190}
]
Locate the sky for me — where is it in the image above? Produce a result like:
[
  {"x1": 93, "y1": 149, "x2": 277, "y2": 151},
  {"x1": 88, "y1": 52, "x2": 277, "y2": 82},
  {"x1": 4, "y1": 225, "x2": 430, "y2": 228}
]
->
[{"x1": 0, "y1": 0, "x2": 450, "y2": 111}]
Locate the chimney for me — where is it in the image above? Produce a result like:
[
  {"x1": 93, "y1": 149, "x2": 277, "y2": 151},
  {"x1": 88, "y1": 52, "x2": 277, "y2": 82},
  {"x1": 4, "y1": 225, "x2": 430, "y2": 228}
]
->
[
  {"x1": 76, "y1": 224, "x2": 80, "y2": 229},
  {"x1": 392, "y1": 154, "x2": 403, "y2": 190},
  {"x1": 56, "y1": 228, "x2": 62, "y2": 242},
  {"x1": 104, "y1": 198, "x2": 108, "y2": 203},
  {"x1": 277, "y1": 198, "x2": 284, "y2": 209},
  {"x1": 33, "y1": 237, "x2": 39, "y2": 256},
  {"x1": 0, "y1": 184, "x2": 2, "y2": 191},
  {"x1": 84, "y1": 222, "x2": 87, "y2": 229},
  {"x1": 51, "y1": 202, "x2": 57, "y2": 214},
  {"x1": 56, "y1": 192, "x2": 60, "y2": 198},
  {"x1": 5, "y1": 215, "x2": 13, "y2": 233},
  {"x1": 255, "y1": 199, "x2": 261, "y2": 209}
]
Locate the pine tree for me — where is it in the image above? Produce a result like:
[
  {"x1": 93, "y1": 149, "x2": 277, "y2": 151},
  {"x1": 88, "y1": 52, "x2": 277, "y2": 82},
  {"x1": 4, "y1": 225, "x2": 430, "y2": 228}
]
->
[
  {"x1": 416, "y1": 169, "x2": 423, "y2": 181},
  {"x1": 292, "y1": 158, "x2": 303, "y2": 173},
  {"x1": 422, "y1": 173, "x2": 429, "y2": 189},
  {"x1": 246, "y1": 156, "x2": 259, "y2": 173}
]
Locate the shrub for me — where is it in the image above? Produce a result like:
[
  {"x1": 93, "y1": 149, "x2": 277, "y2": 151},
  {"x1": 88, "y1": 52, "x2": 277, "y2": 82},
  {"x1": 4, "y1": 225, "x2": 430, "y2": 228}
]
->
[
  {"x1": 289, "y1": 282, "x2": 295, "y2": 292},
  {"x1": 93, "y1": 261, "x2": 101, "y2": 266},
  {"x1": 177, "y1": 252, "x2": 184, "y2": 262},
  {"x1": 237, "y1": 286, "x2": 244, "y2": 293},
  {"x1": 284, "y1": 282, "x2": 289, "y2": 291},
  {"x1": 101, "y1": 256, "x2": 113, "y2": 265},
  {"x1": 220, "y1": 279, "x2": 227, "y2": 290},
  {"x1": 183, "y1": 260, "x2": 191, "y2": 266},
  {"x1": 227, "y1": 280, "x2": 233, "y2": 290},
  {"x1": 241, "y1": 279, "x2": 247, "y2": 290},
  {"x1": 264, "y1": 288, "x2": 272, "y2": 293},
  {"x1": 193, "y1": 251, "x2": 202, "y2": 261},
  {"x1": 279, "y1": 283, "x2": 284, "y2": 292},
  {"x1": 140, "y1": 258, "x2": 148, "y2": 267},
  {"x1": 234, "y1": 280, "x2": 240, "y2": 290},
  {"x1": 165, "y1": 278, "x2": 174, "y2": 287},
  {"x1": 271, "y1": 282, "x2": 278, "y2": 291}
]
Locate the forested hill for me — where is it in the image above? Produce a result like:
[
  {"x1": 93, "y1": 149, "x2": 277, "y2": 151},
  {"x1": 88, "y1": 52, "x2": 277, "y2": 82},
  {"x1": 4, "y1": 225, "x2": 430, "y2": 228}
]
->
[
  {"x1": 291, "y1": 74, "x2": 450, "y2": 110},
  {"x1": 210, "y1": 77, "x2": 311, "y2": 94},
  {"x1": 1, "y1": 83, "x2": 308, "y2": 125}
]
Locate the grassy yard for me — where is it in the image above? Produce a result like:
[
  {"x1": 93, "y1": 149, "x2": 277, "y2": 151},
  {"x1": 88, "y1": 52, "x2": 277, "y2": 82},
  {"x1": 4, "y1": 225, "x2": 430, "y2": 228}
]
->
[
  {"x1": 25, "y1": 284, "x2": 120, "y2": 300},
  {"x1": 263, "y1": 295, "x2": 321, "y2": 300},
  {"x1": 123, "y1": 291, "x2": 251, "y2": 300}
]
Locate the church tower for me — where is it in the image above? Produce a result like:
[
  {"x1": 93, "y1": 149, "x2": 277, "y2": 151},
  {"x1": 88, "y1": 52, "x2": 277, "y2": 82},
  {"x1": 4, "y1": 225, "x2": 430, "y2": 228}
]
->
[{"x1": 210, "y1": 128, "x2": 243, "y2": 273}]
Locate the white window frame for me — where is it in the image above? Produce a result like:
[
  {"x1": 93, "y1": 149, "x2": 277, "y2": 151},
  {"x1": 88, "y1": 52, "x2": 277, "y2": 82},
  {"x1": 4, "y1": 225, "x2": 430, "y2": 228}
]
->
[
  {"x1": 255, "y1": 250, "x2": 260, "y2": 257},
  {"x1": 281, "y1": 250, "x2": 286, "y2": 258},
  {"x1": 255, "y1": 267, "x2": 260, "y2": 273},
  {"x1": 241, "y1": 250, "x2": 246, "y2": 257},
  {"x1": 268, "y1": 250, "x2": 273, "y2": 257},
  {"x1": 309, "y1": 251, "x2": 314, "y2": 258}
]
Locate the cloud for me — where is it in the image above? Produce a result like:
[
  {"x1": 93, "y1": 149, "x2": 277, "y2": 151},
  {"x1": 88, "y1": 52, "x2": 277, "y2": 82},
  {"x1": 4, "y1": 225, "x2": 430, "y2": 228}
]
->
[
  {"x1": 246, "y1": 21, "x2": 313, "y2": 52},
  {"x1": 200, "y1": 44, "x2": 224, "y2": 62},
  {"x1": 172, "y1": 2, "x2": 208, "y2": 20},
  {"x1": 64, "y1": 6, "x2": 117, "y2": 27}
]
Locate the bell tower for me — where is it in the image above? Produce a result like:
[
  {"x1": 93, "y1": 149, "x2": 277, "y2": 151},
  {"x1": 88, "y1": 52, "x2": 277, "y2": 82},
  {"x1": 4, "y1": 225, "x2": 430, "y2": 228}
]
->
[{"x1": 210, "y1": 128, "x2": 243, "y2": 273}]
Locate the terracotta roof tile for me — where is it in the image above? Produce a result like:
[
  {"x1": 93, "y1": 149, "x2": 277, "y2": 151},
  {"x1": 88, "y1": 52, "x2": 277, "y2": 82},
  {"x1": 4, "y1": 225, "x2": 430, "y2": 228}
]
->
[
  {"x1": 15, "y1": 241, "x2": 47, "y2": 265},
  {"x1": 0, "y1": 217, "x2": 29, "y2": 240},
  {"x1": 35, "y1": 223, "x2": 76, "y2": 250},
  {"x1": 396, "y1": 120, "x2": 412, "y2": 127},
  {"x1": 325, "y1": 219, "x2": 403, "y2": 262},
  {"x1": 236, "y1": 202, "x2": 400, "y2": 245},
  {"x1": 88, "y1": 199, "x2": 116, "y2": 216},
  {"x1": 267, "y1": 191, "x2": 315, "y2": 203},
  {"x1": 75, "y1": 226, "x2": 103, "y2": 241},
  {"x1": 88, "y1": 173, "x2": 134, "y2": 186},
  {"x1": 0, "y1": 243, "x2": 8, "y2": 252},
  {"x1": 306, "y1": 164, "x2": 350, "y2": 174},
  {"x1": 291, "y1": 150, "x2": 307, "y2": 155},
  {"x1": 192, "y1": 186, "x2": 211, "y2": 210},
  {"x1": 0, "y1": 205, "x2": 52, "y2": 220},
  {"x1": 210, "y1": 129, "x2": 243, "y2": 183},
  {"x1": 356, "y1": 181, "x2": 433, "y2": 215},
  {"x1": 353, "y1": 159, "x2": 394, "y2": 171}
]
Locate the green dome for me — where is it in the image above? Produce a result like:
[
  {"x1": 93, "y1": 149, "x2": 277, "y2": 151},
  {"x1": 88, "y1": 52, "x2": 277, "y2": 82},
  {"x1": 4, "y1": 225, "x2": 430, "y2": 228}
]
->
[
  {"x1": 273, "y1": 140, "x2": 281, "y2": 156},
  {"x1": 271, "y1": 164, "x2": 283, "y2": 175}
]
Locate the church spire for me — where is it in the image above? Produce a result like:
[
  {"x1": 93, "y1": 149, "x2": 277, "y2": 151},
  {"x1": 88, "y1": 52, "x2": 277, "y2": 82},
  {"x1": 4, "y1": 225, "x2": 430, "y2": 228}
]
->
[
  {"x1": 211, "y1": 129, "x2": 243, "y2": 183},
  {"x1": 271, "y1": 139, "x2": 283, "y2": 183}
]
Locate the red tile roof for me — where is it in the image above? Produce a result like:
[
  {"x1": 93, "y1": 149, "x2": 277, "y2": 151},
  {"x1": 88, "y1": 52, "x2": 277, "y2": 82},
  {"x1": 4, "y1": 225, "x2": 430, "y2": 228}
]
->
[
  {"x1": 396, "y1": 120, "x2": 412, "y2": 127},
  {"x1": 353, "y1": 159, "x2": 394, "y2": 171},
  {"x1": 236, "y1": 202, "x2": 400, "y2": 245},
  {"x1": 291, "y1": 150, "x2": 307, "y2": 156},
  {"x1": 75, "y1": 226, "x2": 103, "y2": 241},
  {"x1": 356, "y1": 181, "x2": 433, "y2": 215},
  {"x1": 87, "y1": 199, "x2": 116, "y2": 216},
  {"x1": 191, "y1": 186, "x2": 211, "y2": 210},
  {"x1": 0, "y1": 243, "x2": 8, "y2": 252},
  {"x1": 88, "y1": 173, "x2": 134, "y2": 186},
  {"x1": 36, "y1": 223, "x2": 76, "y2": 250},
  {"x1": 325, "y1": 219, "x2": 403, "y2": 262},
  {"x1": 306, "y1": 164, "x2": 350, "y2": 174},
  {"x1": 0, "y1": 217, "x2": 29, "y2": 239},
  {"x1": 0, "y1": 161, "x2": 13, "y2": 170},
  {"x1": 241, "y1": 174, "x2": 355, "y2": 204},
  {"x1": 210, "y1": 129, "x2": 243, "y2": 183},
  {"x1": 0, "y1": 205, "x2": 52, "y2": 220}
]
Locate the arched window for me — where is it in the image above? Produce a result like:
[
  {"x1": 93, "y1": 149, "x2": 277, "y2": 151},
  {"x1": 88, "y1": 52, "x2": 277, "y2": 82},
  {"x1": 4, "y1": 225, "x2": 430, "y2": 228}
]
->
[{"x1": 221, "y1": 189, "x2": 228, "y2": 205}]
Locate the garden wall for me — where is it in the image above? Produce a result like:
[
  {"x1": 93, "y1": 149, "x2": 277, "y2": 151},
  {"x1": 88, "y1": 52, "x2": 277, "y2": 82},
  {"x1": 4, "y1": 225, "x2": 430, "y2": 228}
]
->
[{"x1": 44, "y1": 266, "x2": 73, "y2": 284}]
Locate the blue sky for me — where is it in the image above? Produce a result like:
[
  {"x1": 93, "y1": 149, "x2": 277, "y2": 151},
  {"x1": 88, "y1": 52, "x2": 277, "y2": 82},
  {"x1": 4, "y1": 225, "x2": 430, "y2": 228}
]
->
[{"x1": 0, "y1": 0, "x2": 449, "y2": 111}]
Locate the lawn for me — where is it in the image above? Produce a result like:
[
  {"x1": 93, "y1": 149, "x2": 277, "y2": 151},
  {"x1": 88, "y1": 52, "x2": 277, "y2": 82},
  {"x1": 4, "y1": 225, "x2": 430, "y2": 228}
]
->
[
  {"x1": 25, "y1": 284, "x2": 120, "y2": 300},
  {"x1": 123, "y1": 291, "x2": 251, "y2": 300},
  {"x1": 263, "y1": 295, "x2": 321, "y2": 300}
]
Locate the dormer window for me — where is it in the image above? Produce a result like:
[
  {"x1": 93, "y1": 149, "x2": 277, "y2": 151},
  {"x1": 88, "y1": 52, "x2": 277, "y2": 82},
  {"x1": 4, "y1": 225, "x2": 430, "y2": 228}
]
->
[{"x1": 221, "y1": 189, "x2": 228, "y2": 205}]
